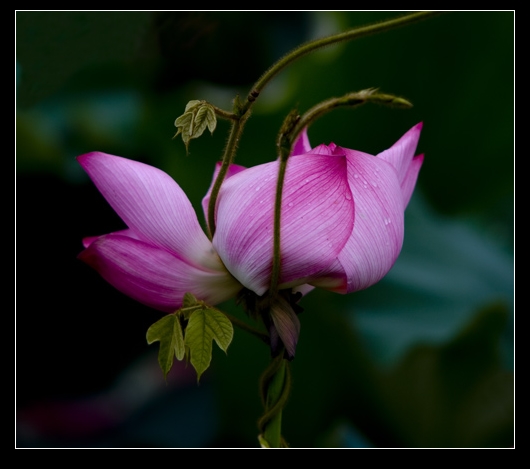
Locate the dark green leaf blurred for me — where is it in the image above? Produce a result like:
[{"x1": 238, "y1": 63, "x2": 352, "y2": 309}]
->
[{"x1": 16, "y1": 11, "x2": 513, "y2": 448}]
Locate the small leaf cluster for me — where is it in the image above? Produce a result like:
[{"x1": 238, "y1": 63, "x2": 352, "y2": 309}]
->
[
  {"x1": 173, "y1": 100, "x2": 217, "y2": 153},
  {"x1": 146, "y1": 293, "x2": 233, "y2": 381}
]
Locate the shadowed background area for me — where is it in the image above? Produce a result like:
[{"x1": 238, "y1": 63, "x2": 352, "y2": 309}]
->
[{"x1": 16, "y1": 11, "x2": 514, "y2": 448}]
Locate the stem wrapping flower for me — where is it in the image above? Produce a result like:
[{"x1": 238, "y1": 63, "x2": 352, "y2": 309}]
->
[{"x1": 78, "y1": 123, "x2": 423, "y2": 344}]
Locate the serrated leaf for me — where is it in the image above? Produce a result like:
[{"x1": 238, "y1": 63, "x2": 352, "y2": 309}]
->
[
  {"x1": 174, "y1": 112, "x2": 192, "y2": 128},
  {"x1": 194, "y1": 105, "x2": 216, "y2": 137},
  {"x1": 173, "y1": 101, "x2": 217, "y2": 153},
  {"x1": 206, "y1": 106, "x2": 216, "y2": 134},
  {"x1": 192, "y1": 106, "x2": 210, "y2": 138},
  {"x1": 185, "y1": 308, "x2": 233, "y2": 381},
  {"x1": 184, "y1": 99, "x2": 202, "y2": 112},
  {"x1": 146, "y1": 314, "x2": 185, "y2": 378},
  {"x1": 174, "y1": 112, "x2": 193, "y2": 140},
  {"x1": 183, "y1": 292, "x2": 199, "y2": 308}
]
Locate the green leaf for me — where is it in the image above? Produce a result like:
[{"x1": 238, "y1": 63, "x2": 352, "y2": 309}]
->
[
  {"x1": 173, "y1": 112, "x2": 193, "y2": 141},
  {"x1": 185, "y1": 308, "x2": 233, "y2": 381},
  {"x1": 196, "y1": 104, "x2": 216, "y2": 135},
  {"x1": 184, "y1": 99, "x2": 202, "y2": 112},
  {"x1": 146, "y1": 314, "x2": 185, "y2": 378},
  {"x1": 183, "y1": 292, "x2": 199, "y2": 308},
  {"x1": 173, "y1": 100, "x2": 217, "y2": 153}
]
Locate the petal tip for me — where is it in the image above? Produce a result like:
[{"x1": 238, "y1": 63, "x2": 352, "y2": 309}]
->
[
  {"x1": 82, "y1": 236, "x2": 99, "y2": 248},
  {"x1": 76, "y1": 151, "x2": 99, "y2": 162},
  {"x1": 291, "y1": 127, "x2": 312, "y2": 156}
]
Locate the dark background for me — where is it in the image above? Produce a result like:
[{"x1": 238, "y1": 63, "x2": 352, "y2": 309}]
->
[{"x1": 16, "y1": 11, "x2": 514, "y2": 448}]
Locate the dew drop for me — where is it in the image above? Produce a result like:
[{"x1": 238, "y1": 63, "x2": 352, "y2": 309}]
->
[
  {"x1": 288, "y1": 202, "x2": 293, "y2": 207},
  {"x1": 345, "y1": 193, "x2": 352, "y2": 200},
  {"x1": 384, "y1": 217, "x2": 391, "y2": 225}
]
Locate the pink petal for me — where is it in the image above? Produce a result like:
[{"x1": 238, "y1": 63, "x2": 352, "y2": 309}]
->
[
  {"x1": 376, "y1": 122, "x2": 423, "y2": 187},
  {"x1": 201, "y1": 162, "x2": 247, "y2": 228},
  {"x1": 292, "y1": 284, "x2": 315, "y2": 297},
  {"x1": 82, "y1": 229, "x2": 138, "y2": 248},
  {"x1": 326, "y1": 148, "x2": 405, "y2": 293},
  {"x1": 78, "y1": 233, "x2": 242, "y2": 312},
  {"x1": 401, "y1": 154, "x2": 424, "y2": 207},
  {"x1": 77, "y1": 152, "x2": 217, "y2": 270},
  {"x1": 213, "y1": 151, "x2": 354, "y2": 295},
  {"x1": 291, "y1": 127, "x2": 312, "y2": 155},
  {"x1": 82, "y1": 235, "x2": 100, "y2": 249},
  {"x1": 269, "y1": 295, "x2": 301, "y2": 359}
]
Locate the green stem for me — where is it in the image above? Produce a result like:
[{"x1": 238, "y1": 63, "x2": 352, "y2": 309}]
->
[
  {"x1": 240, "y1": 11, "x2": 439, "y2": 115},
  {"x1": 251, "y1": 13, "x2": 437, "y2": 275},
  {"x1": 289, "y1": 90, "x2": 412, "y2": 149},
  {"x1": 263, "y1": 360, "x2": 285, "y2": 448},
  {"x1": 204, "y1": 12, "x2": 439, "y2": 239},
  {"x1": 223, "y1": 312, "x2": 270, "y2": 344},
  {"x1": 269, "y1": 158, "x2": 288, "y2": 294},
  {"x1": 211, "y1": 104, "x2": 238, "y2": 121},
  {"x1": 258, "y1": 354, "x2": 291, "y2": 448},
  {"x1": 207, "y1": 115, "x2": 247, "y2": 238}
]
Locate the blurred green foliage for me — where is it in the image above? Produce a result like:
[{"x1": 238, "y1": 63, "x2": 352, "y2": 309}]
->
[{"x1": 16, "y1": 11, "x2": 513, "y2": 448}]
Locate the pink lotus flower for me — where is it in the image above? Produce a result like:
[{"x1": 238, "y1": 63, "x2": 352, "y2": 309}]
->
[{"x1": 78, "y1": 123, "x2": 423, "y2": 320}]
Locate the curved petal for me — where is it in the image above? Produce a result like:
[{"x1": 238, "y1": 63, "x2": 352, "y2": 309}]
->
[
  {"x1": 78, "y1": 233, "x2": 242, "y2": 312},
  {"x1": 376, "y1": 122, "x2": 423, "y2": 186},
  {"x1": 327, "y1": 148, "x2": 405, "y2": 293},
  {"x1": 292, "y1": 284, "x2": 315, "y2": 297},
  {"x1": 270, "y1": 295, "x2": 300, "y2": 359},
  {"x1": 291, "y1": 127, "x2": 312, "y2": 156},
  {"x1": 401, "y1": 154, "x2": 424, "y2": 207},
  {"x1": 201, "y1": 161, "x2": 247, "y2": 228},
  {"x1": 305, "y1": 262, "x2": 347, "y2": 291},
  {"x1": 213, "y1": 151, "x2": 354, "y2": 295},
  {"x1": 77, "y1": 152, "x2": 218, "y2": 270},
  {"x1": 82, "y1": 228, "x2": 138, "y2": 248}
]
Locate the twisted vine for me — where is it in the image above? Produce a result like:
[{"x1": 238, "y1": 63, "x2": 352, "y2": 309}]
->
[{"x1": 257, "y1": 352, "x2": 292, "y2": 448}]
